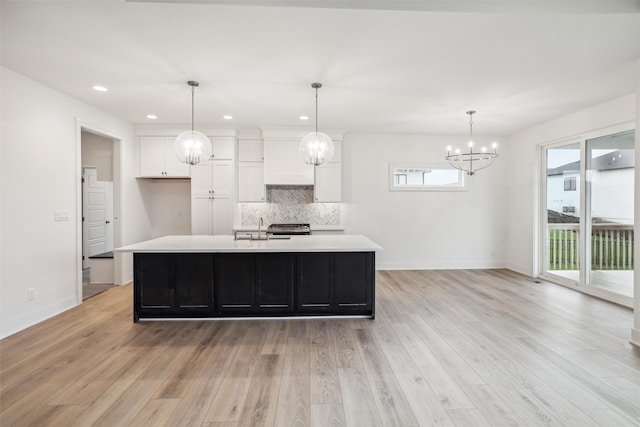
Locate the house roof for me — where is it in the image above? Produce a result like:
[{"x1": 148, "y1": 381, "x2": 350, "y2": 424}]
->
[{"x1": 547, "y1": 149, "x2": 635, "y2": 176}]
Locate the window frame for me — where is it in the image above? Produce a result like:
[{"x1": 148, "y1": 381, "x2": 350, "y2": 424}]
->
[{"x1": 389, "y1": 163, "x2": 466, "y2": 192}]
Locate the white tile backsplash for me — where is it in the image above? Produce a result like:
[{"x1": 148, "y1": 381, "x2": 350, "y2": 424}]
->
[{"x1": 240, "y1": 185, "x2": 340, "y2": 226}]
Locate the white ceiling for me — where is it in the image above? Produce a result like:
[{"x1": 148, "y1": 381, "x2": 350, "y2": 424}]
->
[{"x1": 1, "y1": 1, "x2": 639, "y2": 135}]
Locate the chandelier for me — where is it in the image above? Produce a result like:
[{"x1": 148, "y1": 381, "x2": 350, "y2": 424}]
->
[
  {"x1": 175, "y1": 80, "x2": 211, "y2": 165},
  {"x1": 299, "y1": 83, "x2": 334, "y2": 166},
  {"x1": 446, "y1": 110, "x2": 498, "y2": 176}
]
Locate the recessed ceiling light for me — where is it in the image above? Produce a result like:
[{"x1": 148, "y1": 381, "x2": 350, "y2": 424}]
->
[
  {"x1": 299, "y1": 115, "x2": 309, "y2": 120},
  {"x1": 92, "y1": 85, "x2": 108, "y2": 92},
  {"x1": 223, "y1": 115, "x2": 233, "y2": 120},
  {"x1": 146, "y1": 114, "x2": 158, "y2": 120}
]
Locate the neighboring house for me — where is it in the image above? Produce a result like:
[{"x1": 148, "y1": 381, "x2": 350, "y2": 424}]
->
[{"x1": 546, "y1": 149, "x2": 634, "y2": 223}]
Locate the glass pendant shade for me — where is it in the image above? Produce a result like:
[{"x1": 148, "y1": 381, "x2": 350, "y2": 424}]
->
[
  {"x1": 299, "y1": 131, "x2": 334, "y2": 166},
  {"x1": 175, "y1": 129, "x2": 211, "y2": 166}
]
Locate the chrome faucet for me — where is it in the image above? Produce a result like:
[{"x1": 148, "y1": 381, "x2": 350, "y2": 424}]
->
[{"x1": 258, "y1": 216, "x2": 264, "y2": 238}]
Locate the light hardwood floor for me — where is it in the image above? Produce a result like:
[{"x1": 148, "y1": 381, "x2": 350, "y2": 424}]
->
[{"x1": 1, "y1": 269, "x2": 639, "y2": 426}]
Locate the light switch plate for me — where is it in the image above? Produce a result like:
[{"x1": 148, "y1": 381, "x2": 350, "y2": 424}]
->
[{"x1": 55, "y1": 210, "x2": 70, "y2": 221}]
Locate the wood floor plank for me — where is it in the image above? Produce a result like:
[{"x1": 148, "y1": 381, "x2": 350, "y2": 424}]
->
[
  {"x1": 310, "y1": 403, "x2": 347, "y2": 427},
  {"x1": 274, "y1": 337, "x2": 311, "y2": 426},
  {"x1": 0, "y1": 271, "x2": 637, "y2": 427},
  {"x1": 237, "y1": 354, "x2": 284, "y2": 426},
  {"x1": 370, "y1": 321, "x2": 456, "y2": 426},
  {"x1": 127, "y1": 398, "x2": 180, "y2": 427},
  {"x1": 353, "y1": 328, "x2": 419, "y2": 426},
  {"x1": 329, "y1": 320, "x2": 363, "y2": 369},
  {"x1": 338, "y1": 368, "x2": 383, "y2": 427},
  {"x1": 446, "y1": 408, "x2": 492, "y2": 427},
  {"x1": 391, "y1": 322, "x2": 477, "y2": 410},
  {"x1": 310, "y1": 337, "x2": 342, "y2": 404}
]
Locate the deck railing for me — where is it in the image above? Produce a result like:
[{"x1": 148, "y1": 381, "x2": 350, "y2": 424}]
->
[{"x1": 548, "y1": 223, "x2": 634, "y2": 271}]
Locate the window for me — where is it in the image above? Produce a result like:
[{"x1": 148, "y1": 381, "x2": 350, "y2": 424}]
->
[
  {"x1": 564, "y1": 176, "x2": 576, "y2": 191},
  {"x1": 390, "y1": 164, "x2": 465, "y2": 191}
]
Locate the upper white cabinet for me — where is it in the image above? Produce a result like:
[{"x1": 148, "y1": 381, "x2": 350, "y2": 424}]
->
[
  {"x1": 139, "y1": 136, "x2": 190, "y2": 178},
  {"x1": 328, "y1": 141, "x2": 342, "y2": 163},
  {"x1": 314, "y1": 140, "x2": 342, "y2": 202},
  {"x1": 238, "y1": 139, "x2": 264, "y2": 162},
  {"x1": 238, "y1": 163, "x2": 265, "y2": 202},
  {"x1": 314, "y1": 163, "x2": 342, "y2": 202},
  {"x1": 209, "y1": 136, "x2": 234, "y2": 160},
  {"x1": 264, "y1": 139, "x2": 314, "y2": 185}
]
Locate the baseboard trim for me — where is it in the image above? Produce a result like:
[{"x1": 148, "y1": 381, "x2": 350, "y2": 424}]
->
[
  {"x1": 631, "y1": 328, "x2": 640, "y2": 348},
  {"x1": 0, "y1": 296, "x2": 77, "y2": 340},
  {"x1": 376, "y1": 261, "x2": 506, "y2": 271}
]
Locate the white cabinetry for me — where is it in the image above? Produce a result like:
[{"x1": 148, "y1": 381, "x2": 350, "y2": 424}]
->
[
  {"x1": 238, "y1": 163, "x2": 265, "y2": 202},
  {"x1": 209, "y1": 136, "x2": 234, "y2": 160},
  {"x1": 238, "y1": 139, "x2": 264, "y2": 161},
  {"x1": 314, "y1": 163, "x2": 342, "y2": 202},
  {"x1": 139, "y1": 136, "x2": 190, "y2": 178},
  {"x1": 314, "y1": 141, "x2": 342, "y2": 202},
  {"x1": 237, "y1": 139, "x2": 265, "y2": 202},
  {"x1": 191, "y1": 160, "x2": 233, "y2": 235},
  {"x1": 264, "y1": 139, "x2": 314, "y2": 185}
]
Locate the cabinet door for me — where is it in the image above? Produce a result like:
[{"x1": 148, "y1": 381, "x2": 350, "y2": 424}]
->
[
  {"x1": 215, "y1": 254, "x2": 256, "y2": 313},
  {"x1": 163, "y1": 138, "x2": 190, "y2": 177},
  {"x1": 296, "y1": 253, "x2": 333, "y2": 313},
  {"x1": 238, "y1": 162, "x2": 265, "y2": 202},
  {"x1": 139, "y1": 137, "x2": 166, "y2": 177},
  {"x1": 209, "y1": 136, "x2": 234, "y2": 160},
  {"x1": 190, "y1": 162, "x2": 211, "y2": 197},
  {"x1": 238, "y1": 139, "x2": 264, "y2": 162},
  {"x1": 211, "y1": 197, "x2": 232, "y2": 235},
  {"x1": 211, "y1": 161, "x2": 233, "y2": 196},
  {"x1": 314, "y1": 163, "x2": 342, "y2": 202},
  {"x1": 175, "y1": 254, "x2": 213, "y2": 311},
  {"x1": 264, "y1": 139, "x2": 314, "y2": 185},
  {"x1": 135, "y1": 253, "x2": 174, "y2": 310},
  {"x1": 257, "y1": 253, "x2": 293, "y2": 312},
  {"x1": 334, "y1": 253, "x2": 372, "y2": 313},
  {"x1": 329, "y1": 140, "x2": 342, "y2": 163},
  {"x1": 191, "y1": 196, "x2": 211, "y2": 235}
]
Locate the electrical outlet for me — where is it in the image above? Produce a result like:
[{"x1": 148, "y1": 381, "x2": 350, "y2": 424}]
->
[{"x1": 27, "y1": 288, "x2": 35, "y2": 301}]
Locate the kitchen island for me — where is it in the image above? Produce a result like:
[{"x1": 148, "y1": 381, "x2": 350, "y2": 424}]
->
[{"x1": 116, "y1": 235, "x2": 382, "y2": 322}]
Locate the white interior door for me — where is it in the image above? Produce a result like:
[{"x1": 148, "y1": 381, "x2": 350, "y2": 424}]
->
[{"x1": 82, "y1": 168, "x2": 111, "y2": 268}]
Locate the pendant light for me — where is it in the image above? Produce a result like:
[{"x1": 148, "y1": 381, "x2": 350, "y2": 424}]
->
[
  {"x1": 299, "y1": 83, "x2": 334, "y2": 166},
  {"x1": 175, "y1": 80, "x2": 211, "y2": 165},
  {"x1": 445, "y1": 110, "x2": 498, "y2": 175}
]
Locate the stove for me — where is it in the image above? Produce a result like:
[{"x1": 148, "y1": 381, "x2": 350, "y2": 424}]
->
[{"x1": 267, "y1": 223, "x2": 311, "y2": 235}]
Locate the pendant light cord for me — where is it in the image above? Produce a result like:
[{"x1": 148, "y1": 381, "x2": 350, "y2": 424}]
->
[
  {"x1": 315, "y1": 86, "x2": 319, "y2": 133},
  {"x1": 191, "y1": 85, "x2": 195, "y2": 132}
]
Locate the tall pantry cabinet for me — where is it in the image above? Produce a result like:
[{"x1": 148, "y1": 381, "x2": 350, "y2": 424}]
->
[{"x1": 190, "y1": 136, "x2": 234, "y2": 235}]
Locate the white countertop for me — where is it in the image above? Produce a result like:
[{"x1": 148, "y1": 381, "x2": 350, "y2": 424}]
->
[{"x1": 115, "y1": 234, "x2": 382, "y2": 253}]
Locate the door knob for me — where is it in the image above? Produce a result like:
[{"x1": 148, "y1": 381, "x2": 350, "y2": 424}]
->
[{"x1": 105, "y1": 220, "x2": 111, "y2": 224}]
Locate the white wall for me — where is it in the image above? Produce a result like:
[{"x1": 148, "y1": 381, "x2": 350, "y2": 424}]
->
[
  {"x1": 505, "y1": 93, "x2": 637, "y2": 277},
  {"x1": 0, "y1": 67, "x2": 148, "y2": 339},
  {"x1": 342, "y1": 134, "x2": 507, "y2": 270}
]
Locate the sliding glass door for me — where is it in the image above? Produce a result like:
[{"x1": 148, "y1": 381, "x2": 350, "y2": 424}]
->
[{"x1": 541, "y1": 127, "x2": 634, "y2": 302}]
